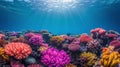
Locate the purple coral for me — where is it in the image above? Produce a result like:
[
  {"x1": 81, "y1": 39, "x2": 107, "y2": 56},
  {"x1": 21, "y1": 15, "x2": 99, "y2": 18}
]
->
[
  {"x1": 29, "y1": 35, "x2": 44, "y2": 46},
  {"x1": 41, "y1": 48, "x2": 71, "y2": 67}
]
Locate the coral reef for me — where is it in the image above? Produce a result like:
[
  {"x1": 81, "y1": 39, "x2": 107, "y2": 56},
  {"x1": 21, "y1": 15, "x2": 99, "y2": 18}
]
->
[
  {"x1": 29, "y1": 35, "x2": 44, "y2": 46},
  {"x1": 79, "y1": 34, "x2": 93, "y2": 43},
  {"x1": 68, "y1": 44, "x2": 80, "y2": 51},
  {"x1": 41, "y1": 48, "x2": 71, "y2": 67},
  {"x1": 5, "y1": 42, "x2": 32, "y2": 60},
  {"x1": 100, "y1": 48, "x2": 120, "y2": 67},
  {"x1": 50, "y1": 36, "x2": 65, "y2": 46},
  {"x1": 80, "y1": 52, "x2": 97, "y2": 67},
  {"x1": 65, "y1": 64, "x2": 77, "y2": 67},
  {"x1": 0, "y1": 47, "x2": 9, "y2": 62}
]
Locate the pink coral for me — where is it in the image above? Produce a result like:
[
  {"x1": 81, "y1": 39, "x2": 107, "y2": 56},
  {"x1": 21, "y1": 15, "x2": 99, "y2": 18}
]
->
[
  {"x1": 91, "y1": 28, "x2": 106, "y2": 35},
  {"x1": 68, "y1": 44, "x2": 80, "y2": 51},
  {"x1": 79, "y1": 34, "x2": 92, "y2": 43},
  {"x1": 0, "y1": 34, "x2": 5, "y2": 39},
  {"x1": 110, "y1": 40, "x2": 120, "y2": 49},
  {"x1": 29, "y1": 35, "x2": 44, "y2": 46},
  {"x1": 25, "y1": 33, "x2": 35, "y2": 39},
  {"x1": 5, "y1": 42, "x2": 32, "y2": 60},
  {"x1": 27, "y1": 64, "x2": 43, "y2": 67},
  {"x1": 105, "y1": 33, "x2": 118, "y2": 38},
  {"x1": 41, "y1": 48, "x2": 71, "y2": 67}
]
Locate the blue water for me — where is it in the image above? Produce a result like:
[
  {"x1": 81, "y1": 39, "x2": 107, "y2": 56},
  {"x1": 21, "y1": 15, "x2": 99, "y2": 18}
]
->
[{"x1": 0, "y1": 0, "x2": 120, "y2": 34}]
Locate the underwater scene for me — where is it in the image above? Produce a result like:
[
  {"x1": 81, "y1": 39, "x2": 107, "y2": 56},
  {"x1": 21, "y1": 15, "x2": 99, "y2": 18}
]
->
[{"x1": 0, "y1": 0, "x2": 120, "y2": 67}]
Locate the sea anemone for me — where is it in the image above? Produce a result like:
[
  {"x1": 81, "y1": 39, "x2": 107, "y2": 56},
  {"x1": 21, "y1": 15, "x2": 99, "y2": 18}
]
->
[
  {"x1": 80, "y1": 52, "x2": 97, "y2": 67},
  {"x1": 79, "y1": 34, "x2": 92, "y2": 43},
  {"x1": 5, "y1": 42, "x2": 32, "y2": 60},
  {"x1": 68, "y1": 44, "x2": 80, "y2": 51},
  {"x1": 29, "y1": 35, "x2": 44, "y2": 46},
  {"x1": 65, "y1": 64, "x2": 77, "y2": 67},
  {"x1": 109, "y1": 40, "x2": 120, "y2": 50},
  {"x1": 41, "y1": 48, "x2": 71, "y2": 67},
  {"x1": 50, "y1": 36, "x2": 65, "y2": 45},
  {"x1": 0, "y1": 47, "x2": 9, "y2": 62},
  {"x1": 100, "y1": 51, "x2": 120, "y2": 67}
]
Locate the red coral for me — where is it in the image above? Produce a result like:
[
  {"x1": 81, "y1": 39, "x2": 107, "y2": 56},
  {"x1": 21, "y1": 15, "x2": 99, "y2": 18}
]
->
[
  {"x1": 5, "y1": 42, "x2": 32, "y2": 60},
  {"x1": 79, "y1": 34, "x2": 92, "y2": 43},
  {"x1": 105, "y1": 34, "x2": 118, "y2": 38},
  {"x1": 0, "y1": 34, "x2": 5, "y2": 39}
]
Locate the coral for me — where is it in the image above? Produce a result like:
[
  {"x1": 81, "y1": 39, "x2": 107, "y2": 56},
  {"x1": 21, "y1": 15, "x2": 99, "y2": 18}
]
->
[
  {"x1": 25, "y1": 33, "x2": 35, "y2": 39},
  {"x1": 50, "y1": 36, "x2": 65, "y2": 45},
  {"x1": 5, "y1": 42, "x2": 32, "y2": 60},
  {"x1": 80, "y1": 52, "x2": 97, "y2": 67},
  {"x1": 100, "y1": 50, "x2": 120, "y2": 67},
  {"x1": 0, "y1": 39, "x2": 8, "y2": 47},
  {"x1": 38, "y1": 46, "x2": 48, "y2": 52},
  {"x1": 68, "y1": 44, "x2": 80, "y2": 51},
  {"x1": 0, "y1": 47, "x2": 9, "y2": 62},
  {"x1": 29, "y1": 35, "x2": 44, "y2": 46},
  {"x1": 91, "y1": 28, "x2": 106, "y2": 35},
  {"x1": 87, "y1": 39, "x2": 102, "y2": 55},
  {"x1": 0, "y1": 34, "x2": 5, "y2": 39},
  {"x1": 79, "y1": 34, "x2": 92, "y2": 43},
  {"x1": 109, "y1": 40, "x2": 120, "y2": 49},
  {"x1": 27, "y1": 64, "x2": 43, "y2": 67},
  {"x1": 105, "y1": 33, "x2": 118, "y2": 38},
  {"x1": 10, "y1": 36, "x2": 27, "y2": 43},
  {"x1": 10, "y1": 60, "x2": 25, "y2": 67},
  {"x1": 65, "y1": 64, "x2": 77, "y2": 67},
  {"x1": 41, "y1": 48, "x2": 71, "y2": 67}
]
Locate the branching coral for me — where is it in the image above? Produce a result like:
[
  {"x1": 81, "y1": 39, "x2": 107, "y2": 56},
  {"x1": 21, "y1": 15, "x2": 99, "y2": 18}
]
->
[
  {"x1": 87, "y1": 39, "x2": 102, "y2": 56},
  {"x1": 41, "y1": 48, "x2": 71, "y2": 67},
  {"x1": 79, "y1": 34, "x2": 92, "y2": 43},
  {"x1": 29, "y1": 35, "x2": 44, "y2": 46},
  {"x1": 100, "y1": 48, "x2": 120, "y2": 67},
  {"x1": 80, "y1": 52, "x2": 97, "y2": 67},
  {"x1": 0, "y1": 47, "x2": 9, "y2": 62},
  {"x1": 5, "y1": 42, "x2": 32, "y2": 60},
  {"x1": 50, "y1": 36, "x2": 65, "y2": 45}
]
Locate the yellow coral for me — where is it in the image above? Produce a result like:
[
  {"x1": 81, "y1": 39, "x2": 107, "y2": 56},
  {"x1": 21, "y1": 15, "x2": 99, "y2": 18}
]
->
[
  {"x1": 65, "y1": 64, "x2": 77, "y2": 67},
  {"x1": 38, "y1": 46, "x2": 48, "y2": 52},
  {"x1": 100, "y1": 46, "x2": 120, "y2": 67},
  {"x1": 0, "y1": 47, "x2": 9, "y2": 62},
  {"x1": 50, "y1": 36, "x2": 64, "y2": 45},
  {"x1": 80, "y1": 52, "x2": 97, "y2": 67}
]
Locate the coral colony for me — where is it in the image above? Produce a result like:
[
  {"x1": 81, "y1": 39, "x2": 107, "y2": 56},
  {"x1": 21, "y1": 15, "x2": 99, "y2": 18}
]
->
[{"x1": 0, "y1": 28, "x2": 120, "y2": 67}]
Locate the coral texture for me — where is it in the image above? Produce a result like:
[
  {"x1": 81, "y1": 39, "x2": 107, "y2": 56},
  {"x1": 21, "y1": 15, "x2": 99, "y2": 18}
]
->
[
  {"x1": 5, "y1": 42, "x2": 32, "y2": 59},
  {"x1": 41, "y1": 48, "x2": 71, "y2": 67}
]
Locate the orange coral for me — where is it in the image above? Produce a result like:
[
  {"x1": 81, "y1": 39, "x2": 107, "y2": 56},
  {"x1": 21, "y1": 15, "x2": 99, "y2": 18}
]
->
[
  {"x1": 0, "y1": 47, "x2": 9, "y2": 62},
  {"x1": 5, "y1": 42, "x2": 32, "y2": 60}
]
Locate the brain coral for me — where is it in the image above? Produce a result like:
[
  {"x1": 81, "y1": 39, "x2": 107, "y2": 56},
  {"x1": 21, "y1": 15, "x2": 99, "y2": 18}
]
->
[
  {"x1": 41, "y1": 48, "x2": 71, "y2": 67},
  {"x1": 5, "y1": 42, "x2": 32, "y2": 60}
]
